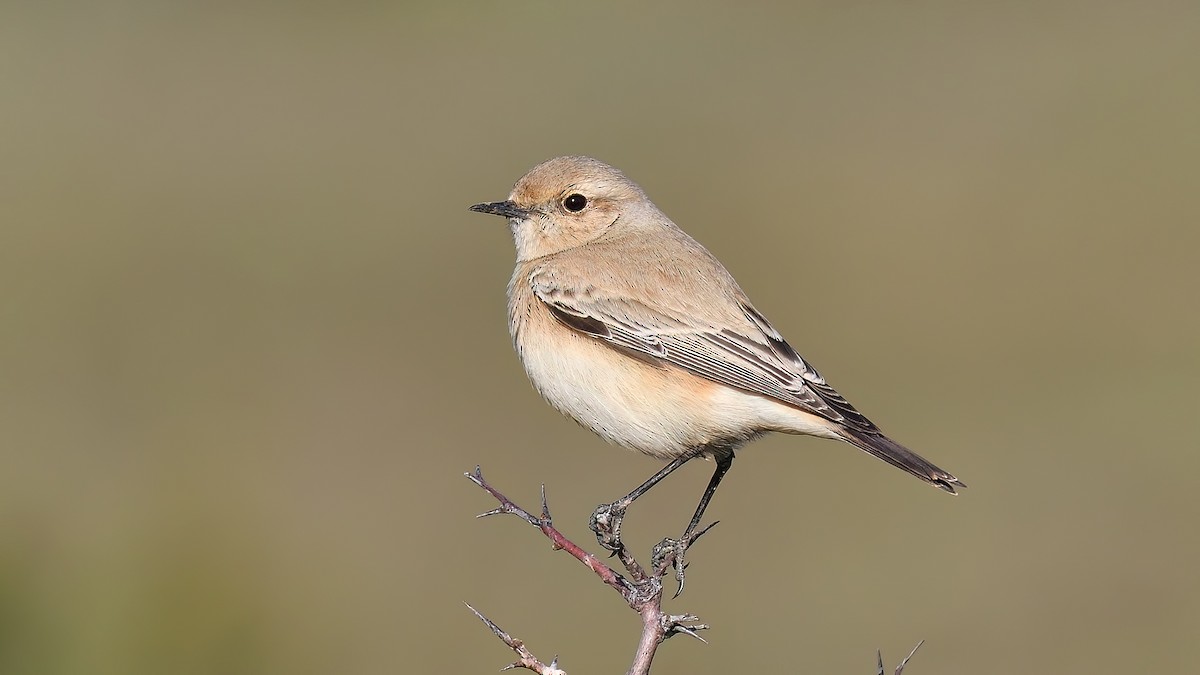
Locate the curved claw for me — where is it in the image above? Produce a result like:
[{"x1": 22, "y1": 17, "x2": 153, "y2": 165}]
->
[
  {"x1": 650, "y1": 536, "x2": 689, "y2": 597},
  {"x1": 650, "y1": 521, "x2": 719, "y2": 598},
  {"x1": 672, "y1": 563, "x2": 688, "y2": 599}
]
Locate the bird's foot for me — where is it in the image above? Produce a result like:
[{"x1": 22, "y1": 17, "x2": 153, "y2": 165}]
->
[
  {"x1": 650, "y1": 521, "x2": 719, "y2": 598},
  {"x1": 589, "y1": 501, "x2": 629, "y2": 554}
]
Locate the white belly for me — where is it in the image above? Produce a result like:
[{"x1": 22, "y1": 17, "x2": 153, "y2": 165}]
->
[
  {"x1": 517, "y1": 330, "x2": 700, "y2": 458},
  {"x1": 516, "y1": 326, "x2": 839, "y2": 459}
]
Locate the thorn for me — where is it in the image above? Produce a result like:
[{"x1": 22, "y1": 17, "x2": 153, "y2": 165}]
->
[
  {"x1": 895, "y1": 640, "x2": 924, "y2": 675},
  {"x1": 465, "y1": 603, "x2": 498, "y2": 633},
  {"x1": 466, "y1": 466, "x2": 484, "y2": 483},
  {"x1": 877, "y1": 650, "x2": 885, "y2": 675},
  {"x1": 476, "y1": 507, "x2": 506, "y2": 519},
  {"x1": 664, "y1": 615, "x2": 710, "y2": 643},
  {"x1": 500, "y1": 663, "x2": 519, "y2": 672},
  {"x1": 690, "y1": 520, "x2": 719, "y2": 544},
  {"x1": 540, "y1": 484, "x2": 552, "y2": 522}
]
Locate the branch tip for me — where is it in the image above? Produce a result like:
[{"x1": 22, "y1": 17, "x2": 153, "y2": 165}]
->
[
  {"x1": 895, "y1": 640, "x2": 924, "y2": 675},
  {"x1": 465, "y1": 603, "x2": 565, "y2": 674}
]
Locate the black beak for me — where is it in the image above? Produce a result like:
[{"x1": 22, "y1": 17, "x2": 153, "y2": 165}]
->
[{"x1": 469, "y1": 200, "x2": 531, "y2": 220}]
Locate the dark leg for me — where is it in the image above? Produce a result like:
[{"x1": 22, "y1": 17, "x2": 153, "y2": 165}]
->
[
  {"x1": 590, "y1": 448, "x2": 704, "y2": 554},
  {"x1": 682, "y1": 451, "x2": 733, "y2": 539},
  {"x1": 654, "y1": 451, "x2": 734, "y2": 597}
]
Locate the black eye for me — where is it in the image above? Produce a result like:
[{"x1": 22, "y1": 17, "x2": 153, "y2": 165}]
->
[{"x1": 563, "y1": 193, "x2": 587, "y2": 212}]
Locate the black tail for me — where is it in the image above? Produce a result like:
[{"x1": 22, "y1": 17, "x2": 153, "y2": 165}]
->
[{"x1": 839, "y1": 429, "x2": 965, "y2": 494}]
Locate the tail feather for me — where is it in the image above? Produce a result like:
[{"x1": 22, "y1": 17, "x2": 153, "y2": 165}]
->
[{"x1": 839, "y1": 429, "x2": 965, "y2": 494}]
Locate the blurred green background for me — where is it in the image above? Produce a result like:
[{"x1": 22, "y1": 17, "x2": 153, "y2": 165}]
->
[{"x1": 2, "y1": 2, "x2": 1198, "y2": 673}]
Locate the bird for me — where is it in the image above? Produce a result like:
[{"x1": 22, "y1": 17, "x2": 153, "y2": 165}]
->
[{"x1": 470, "y1": 156, "x2": 963, "y2": 588}]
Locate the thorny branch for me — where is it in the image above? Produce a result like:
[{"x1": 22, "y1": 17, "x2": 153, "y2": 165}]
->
[
  {"x1": 465, "y1": 603, "x2": 565, "y2": 675},
  {"x1": 464, "y1": 466, "x2": 927, "y2": 674},
  {"x1": 465, "y1": 466, "x2": 706, "y2": 675}
]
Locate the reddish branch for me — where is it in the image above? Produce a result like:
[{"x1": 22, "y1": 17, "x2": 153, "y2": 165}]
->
[
  {"x1": 464, "y1": 466, "x2": 926, "y2": 675},
  {"x1": 465, "y1": 466, "x2": 707, "y2": 675}
]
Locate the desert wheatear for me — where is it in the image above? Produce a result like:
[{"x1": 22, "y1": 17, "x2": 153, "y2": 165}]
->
[{"x1": 471, "y1": 156, "x2": 963, "y2": 589}]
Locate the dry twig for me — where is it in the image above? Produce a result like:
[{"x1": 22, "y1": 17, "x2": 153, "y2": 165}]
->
[
  {"x1": 465, "y1": 466, "x2": 928, "y2": 674},
  {"x1": 465, "y1": 603, "x2": 565, "y2": 675},
  {"x1": 878, "y1": 640, "x2": 925, "y2": 675},
  {"x1": 465, "y1": 466, "x2": 706, "y2": 675}
]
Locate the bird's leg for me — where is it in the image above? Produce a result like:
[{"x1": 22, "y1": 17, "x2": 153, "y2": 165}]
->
[
  {"x1": 590, "y1": 449, "x2": 703, "y2": 555},
  {"x1": 651, "y1": 452, "x2": 734, "y2": 597}
]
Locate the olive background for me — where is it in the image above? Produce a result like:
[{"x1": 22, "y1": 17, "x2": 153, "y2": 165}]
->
[{"x1": 3, "y1": 3, "x2": 1198, "y2": 674}]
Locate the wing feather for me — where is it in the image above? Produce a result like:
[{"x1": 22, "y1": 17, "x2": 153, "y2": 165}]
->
[{"x1": 530, "y1": 269, "x2": 877, "y2": 432}]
